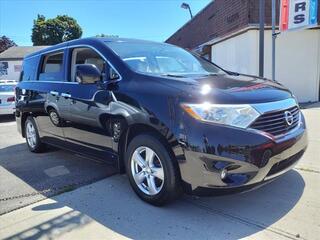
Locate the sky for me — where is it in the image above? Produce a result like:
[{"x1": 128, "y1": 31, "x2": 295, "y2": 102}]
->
[{"x1": 0, "y1": 0, "x2": 211, "y2": 46}]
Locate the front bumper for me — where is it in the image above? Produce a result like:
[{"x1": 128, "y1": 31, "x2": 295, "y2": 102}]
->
[
  {"x1": 0, "y1": 103, "x2": 15, "y2": 115},
  {"x1": 178, "y1": 111, "x2": 308, "y2": 195}
]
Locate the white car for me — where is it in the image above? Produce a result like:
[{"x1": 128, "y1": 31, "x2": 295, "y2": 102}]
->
[{"x1": 0, "y1": 80, "x2": 17, "y2": 116}]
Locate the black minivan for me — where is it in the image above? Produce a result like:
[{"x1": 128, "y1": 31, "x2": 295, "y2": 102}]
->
[{"x1": 15, "y1": 38, "x2": 308, "y2": 205}]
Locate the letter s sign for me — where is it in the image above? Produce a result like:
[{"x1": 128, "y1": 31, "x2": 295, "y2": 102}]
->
[
  {"x1": 280, "y1": 0, "x2": 318, "y2": 31},
  {"x1": 294, "y1": 2, "x2": 306, "y2": 23}
]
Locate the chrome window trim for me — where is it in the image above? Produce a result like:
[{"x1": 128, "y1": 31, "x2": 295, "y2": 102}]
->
[
  {"x1": 24, "y1": 80, "x2": 78, "y2": 84},
  {"x1": 23, "y1": 44, "x2": 122, "y2": 83},
  {"x1": 24, "y1": 46, "x2": 67, "y2": 59},
  {"x1": 68, "y1": 44, "x2": 122, "y2": 82}
]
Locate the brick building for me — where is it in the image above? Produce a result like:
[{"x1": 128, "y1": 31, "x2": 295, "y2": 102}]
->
[
  {"x1": 166, "y1": 0, "x2": 320, "y2": 102},
  {"x1": 166, "y1": 0, "x2": 320, "y2": 52}
]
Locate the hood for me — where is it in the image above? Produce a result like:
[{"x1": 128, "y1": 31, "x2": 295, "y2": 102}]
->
[{"x1": 155, "y1": 73, "x2": 293, "y2": 104}]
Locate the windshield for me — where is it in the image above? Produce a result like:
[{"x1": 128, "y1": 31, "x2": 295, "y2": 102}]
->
[
  {"x1": 0, "y1": 85, "x2": 15, "y2": 92},
  {"x1": 105, "y1": 41, "x2": 225, "y2": 77}
]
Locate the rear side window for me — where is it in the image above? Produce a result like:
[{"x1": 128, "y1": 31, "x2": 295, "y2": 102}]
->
[
  {"x1": 21, "y1": 56, "x2": 40, "y2": 81},
  {"x1": 42, "y1": 52, "x2": 63, "y2": 73},
  {"x1": 39, "y1": 51, "x2": 64, "y2": 81}
]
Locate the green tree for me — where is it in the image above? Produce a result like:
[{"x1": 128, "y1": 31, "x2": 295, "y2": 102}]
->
[
  {"x1": 0, "y1": 36, "x2": 17, "y2": 53},
  {"x1": 31, "y1": 14, "x2": 82, "y2": 46}
]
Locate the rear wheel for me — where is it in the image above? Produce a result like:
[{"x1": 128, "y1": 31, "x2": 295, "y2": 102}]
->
[
  {"x1": 125, "y1": 133, "x2": 182, "y2": 206},
  {"x1": 25, "y1": 116, "x2": 46, "y2": 153}
]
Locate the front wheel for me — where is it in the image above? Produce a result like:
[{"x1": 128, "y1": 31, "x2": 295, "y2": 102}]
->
[
  {"x1": 125, "y1": 133, "x2": 182, "y2": 206},
  {"x1": 25, "y1": 116, "x2": 46, "y2": 153}
]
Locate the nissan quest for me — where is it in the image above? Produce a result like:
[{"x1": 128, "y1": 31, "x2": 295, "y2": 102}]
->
[{"x1": 15, "y1": 38, "x2": 308, "y2": 205}]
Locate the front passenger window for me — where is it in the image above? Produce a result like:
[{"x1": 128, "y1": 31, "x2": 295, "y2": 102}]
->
[{"x1": 71, "y1": 48, "x2": 105, "y2": 82}]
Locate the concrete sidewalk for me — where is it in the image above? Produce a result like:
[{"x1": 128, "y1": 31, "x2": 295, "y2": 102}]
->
[
  {"x1": 296, "y1": 105, "x2": 320, "y2": 173},
  {"x1": 0, "y1": 170, "x2": 319, "y2": 240},
  {"x1": 0, "y1": 107, "x2": 319, "y2": 240}
]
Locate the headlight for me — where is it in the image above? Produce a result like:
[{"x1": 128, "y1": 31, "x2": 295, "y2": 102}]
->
[{"x1": 181, "y1": 102, "x2": 260, "y2": 129}]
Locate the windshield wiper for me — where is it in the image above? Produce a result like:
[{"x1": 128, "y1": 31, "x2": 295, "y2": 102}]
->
[
  {"x1": 200, "y1": 73, "x2": 224, "y2": 77},
  {"x1": 226, "y1": 71, "x2": 240, "y2": 76},
  {"x1": 161, "y1": 74, "x2": 186, "y2": 78}
]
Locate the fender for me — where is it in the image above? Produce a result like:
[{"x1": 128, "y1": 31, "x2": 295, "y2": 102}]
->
[{"x1": 103, "y1": 94, "x2": 185, "y2": 173}]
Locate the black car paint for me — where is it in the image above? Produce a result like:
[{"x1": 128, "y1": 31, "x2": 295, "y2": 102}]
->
[{"x1": 15, "y1": 38, "x2": 307, "y2": 194}]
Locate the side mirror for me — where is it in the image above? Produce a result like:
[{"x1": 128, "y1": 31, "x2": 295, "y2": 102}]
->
[
  {"x1": 76, "y1": 64, "x2": 101, "y2": 84},
  {"x1": 108, "y1": 67, "x2": 120, "y2": 81}
]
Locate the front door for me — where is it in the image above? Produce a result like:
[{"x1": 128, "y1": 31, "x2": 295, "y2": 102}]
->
[{"x1": 61, "y1": 47, "x2": 116, "y2": 162}]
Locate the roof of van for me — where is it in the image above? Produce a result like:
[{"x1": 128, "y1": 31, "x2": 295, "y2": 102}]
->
[{"x1": 24, "y1": 37, "x2": 168, "y2": 59}]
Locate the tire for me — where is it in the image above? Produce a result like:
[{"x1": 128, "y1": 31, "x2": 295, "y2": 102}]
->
[
  {"x1": 25, "y1": 116, "x2": 46, "y2": 153},
  {"x1": 48, "y1": 108, "x2": 64, "y2": 127},
  {"x1": 125, "y1": 133, "x2": 182, "y2": 206}
]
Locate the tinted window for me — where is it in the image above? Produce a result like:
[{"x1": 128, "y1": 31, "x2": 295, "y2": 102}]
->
[
  {"x1": 21, "y1": 56, "x2": 40, "y2": 81},
  {"x1": 70, "y1": 48, "x2": 105, "y2": 82},
  {"x1": 39, "y1": 51, "x2": 64, "y2": 81},
  {"x1": 42, "y1": 52, "x2": 63, "y2": 73}
]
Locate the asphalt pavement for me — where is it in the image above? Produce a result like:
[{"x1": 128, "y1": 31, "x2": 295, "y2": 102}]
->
[
  {"x1": 0, "y1": 115, "x2": 117, "y2": 215},
  {"x1": 0, "y1": 104, "x2": 319, "y2": 240}
]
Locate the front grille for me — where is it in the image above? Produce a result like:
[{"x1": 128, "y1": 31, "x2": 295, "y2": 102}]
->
[
  {"x1": 267, "y1": 150, "x2": 304, "y2": 176},
  {"x1": 250, "y1": 106, "x2": 300, "y2": 136}
]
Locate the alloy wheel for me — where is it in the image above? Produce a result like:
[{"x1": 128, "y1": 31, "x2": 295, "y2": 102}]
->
[
  {"x1": 130, "y1": 146, "x2": 164, "y2": 195},
  {"x1": 26, "y1": 121, "x2": 37, "y2": 148}
]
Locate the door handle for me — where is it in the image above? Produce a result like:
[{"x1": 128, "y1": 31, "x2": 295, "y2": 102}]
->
[
  {"x1": 50, "y1": 91, "x2": 59, "y2": 96},
  {"x1": 61, "y1": 93, "x2": 71, "y2": 98}
]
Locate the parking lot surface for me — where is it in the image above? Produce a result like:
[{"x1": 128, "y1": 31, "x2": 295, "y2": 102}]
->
[
  {"x1": 0, "y1": 115, "x2": 117, "y2": 215},
  {"x1": 0, "y1": 105, "x2": 319, "y2": 240}
]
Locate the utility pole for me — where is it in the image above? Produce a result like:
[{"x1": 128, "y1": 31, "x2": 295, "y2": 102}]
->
[
  {"x1": 259, "y1": 0, "x2": 265, "y2": 78},
  {"x1": 271, "y1": 0, "x2": 277, "y2": 81}
]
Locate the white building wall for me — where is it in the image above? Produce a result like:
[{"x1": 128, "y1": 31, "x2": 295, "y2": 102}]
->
[
  {"x1": 0, "y1": 60, "x2": 22, "y2": 81},
  {"x1": 211, "y1": 29, "x2": 320, "y2": 103},
  {"x1": 212, "y1": 31, "x2": 259, "y2": 75}
]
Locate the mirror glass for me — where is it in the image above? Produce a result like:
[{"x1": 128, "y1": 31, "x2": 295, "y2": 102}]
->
[{"x1": 76, "y1": 64, "x2": 101, "y2": 84}]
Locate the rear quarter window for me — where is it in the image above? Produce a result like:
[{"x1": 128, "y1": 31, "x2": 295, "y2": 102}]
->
[{"x1": 21, "y1": 56, "x2": 40, "y2": 81}]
